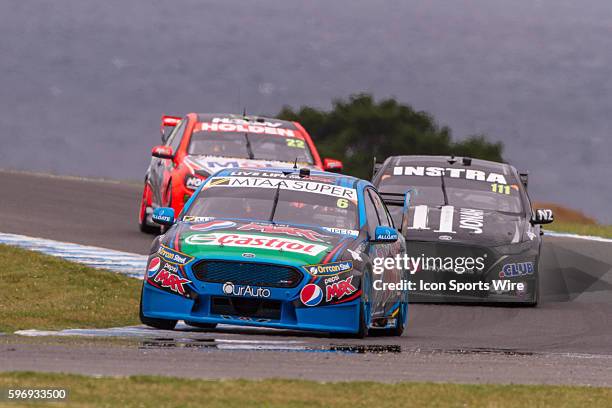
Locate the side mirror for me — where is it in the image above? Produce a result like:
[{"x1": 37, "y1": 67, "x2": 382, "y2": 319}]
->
[
  {"x1": 152, "y1": 145, "x2": 174, "y2": 159},
  {"x1": 372, "y1": 225, "x2": 399, "y2": 243},
  {"x1": 399, "y1": 189, "x2": 414, "y2": 233},
  {"x1": 160, "y1": 115, "x2": 181, "y2": 143},
  {"x1": 531, "y1": 208, "x2": 554, "y2": 225},
  {"x1": 152, "y1": 207, "x2": 175, "y2": 226},
  {"x1": 323, "y1": 158, "x2": 343, "y2": 173}
]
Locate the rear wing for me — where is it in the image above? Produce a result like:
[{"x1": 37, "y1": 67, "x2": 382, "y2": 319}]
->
[
  {"x1": 160, "y1": 115, "x2": 182, "y2": 142},
  {"x1": 372, "y1": 157, "x2": 383, "y2": 180}
]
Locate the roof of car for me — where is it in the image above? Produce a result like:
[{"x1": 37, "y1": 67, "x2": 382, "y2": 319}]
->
[
  {"x1": 212, "y1": 167, "x2": 371, "y2": 190},
  {"x1": 195, "y1": 113, "x2": 298, "y2": 130},
  {"x1": 383, "y1": 155, "x2": 513, "y2": 172}
]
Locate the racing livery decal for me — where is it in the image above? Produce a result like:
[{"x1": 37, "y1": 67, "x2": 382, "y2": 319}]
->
[
  {"x1": 303, "y1": 261, "x2": 353, "y2": 276},
  {"x1": 392, "y1": 166, "x2": 508, "y2": 184},
  {"x1": 184, "y1": 233, "x2": 329, "y2": 255},
  {"x1": 325, "y1": 276, "x2": 357, "y2": 302},
  {"x1": 237, "y1": 222, "x2": 330, "y2": 242},
  {"x1": 300, "y1": 284, "x2": 324, "y2": 307}
]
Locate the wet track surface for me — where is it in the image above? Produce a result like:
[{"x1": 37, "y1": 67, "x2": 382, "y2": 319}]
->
[{"x1": 1, "y1": 170, "x2": 611, "y2": 384}]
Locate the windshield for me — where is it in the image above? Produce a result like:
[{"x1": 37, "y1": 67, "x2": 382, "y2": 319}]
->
[
  {"x1": 185, "y1": 176, "x2": 358, "y2": 230},
  {"x1": 379, "y1": 172, "x2": 523, "y2": 214},
  {"x1": 188, "y1": 131, "x2": 314, "y2": 164}
]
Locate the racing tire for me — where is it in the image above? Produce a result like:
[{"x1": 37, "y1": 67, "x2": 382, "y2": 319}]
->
[
  {"x1": 526, "y1": 276, "x2": 539, "y2": 307},
  {"x1": 354, "y1": 301, "x2": 369, "y2": 339},
  {"x1": 139, "y1": 183, "x2": 160, "y2": 234},
  {"x1": 184, "y1": 321, "x2": 218, "y2": 329},
  {"x1": 139, "y1": 286, "x2": 177, "y2": 330}
]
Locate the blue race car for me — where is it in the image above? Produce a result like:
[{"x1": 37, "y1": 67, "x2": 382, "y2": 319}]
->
[{"x1": 140, "y1": 167, "x2": 408, "y2": 337}]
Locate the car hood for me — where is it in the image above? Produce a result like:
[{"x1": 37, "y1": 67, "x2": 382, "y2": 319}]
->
[
  {"x1": 184, "y1": 155, "x2": 319, "y2": 174},
  {"x1": 402, "y1": 206, "x2": 526, "y2": 246},
  {"x1": 169, "y1": 219, "x2": 356, "y2": 266}
]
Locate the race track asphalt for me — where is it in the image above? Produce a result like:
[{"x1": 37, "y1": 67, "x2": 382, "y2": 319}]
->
[{"x1": 1, "y1": 170, "x2": 611, "y2": 385}]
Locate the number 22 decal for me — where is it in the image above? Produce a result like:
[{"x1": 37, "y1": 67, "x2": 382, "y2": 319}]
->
[{"x1": 286, "y1": 139, "x2": 305, "y2": 148}]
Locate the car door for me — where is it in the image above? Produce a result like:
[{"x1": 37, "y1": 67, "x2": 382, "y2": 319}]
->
[
  {"x1": 368, "y1": 188, "x2": 406, "y2": 315},
  {"x1": 363, "y1": 188, "x2": 393, "y2": 318},
  {"x1": 151, "y1": 118, "x2": 186, "y2": 206}
]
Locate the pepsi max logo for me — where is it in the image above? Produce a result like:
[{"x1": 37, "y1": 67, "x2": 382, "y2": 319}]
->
[
  {"x1": 190, "y1": 220, "x2": 236, "y2": 232},
  {"x1": 300, "y1": 284, "x2": 323, "y2": 307},
  {"x1": 147, "y1": 257, "x2": 161, "y2": 277}
]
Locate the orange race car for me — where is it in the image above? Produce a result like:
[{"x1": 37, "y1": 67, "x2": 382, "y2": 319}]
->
[{"x1": 138, "y1": 113, "x2": 343, "y2": 233}]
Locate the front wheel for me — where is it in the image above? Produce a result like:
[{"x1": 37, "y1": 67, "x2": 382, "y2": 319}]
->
[
  {"x1": 139, "y1": 286, "x2": 177, "y2": 330},
  {"x1": 354, "y1": 301, "x2": 369, "y2": 338},
  {"x1": 185, "y1": 321, "x2": 218, "y2": 329},
  {"x1": 352, "y1": 270, "x2": 371, "y2": 338}
]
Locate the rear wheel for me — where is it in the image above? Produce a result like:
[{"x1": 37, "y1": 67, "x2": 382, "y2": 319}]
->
[
  {"x1": 185, "y1": 321, "x2": 218, "y2": 329},
  {"x1": 139, "y1": 286, "x2": 177, "y2": 330},
  {"x1": 139, "y1": 183, "x2": 160, "y2": 234}
]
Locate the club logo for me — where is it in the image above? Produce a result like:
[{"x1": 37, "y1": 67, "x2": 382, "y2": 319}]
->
[
  {"x1": 147, "y1": 257, "x2": 161, "y2": 277},
  {"x1": 325, "y1": 276, "x2": 357, "y2": 302},
  {"x1": 499, "y1": 262, "x2": 534, "y2": 278},
  {"x1": 190, "y1": 220, "x2": 236, "y2": 232},
  {"x1": 300, "y1": 284, "x2": 323, "y2": 307}
]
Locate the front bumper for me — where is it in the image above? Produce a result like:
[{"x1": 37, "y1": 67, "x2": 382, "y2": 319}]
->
[{"x1": 141, "y1": 283, "x2": 361, "y2": 334}]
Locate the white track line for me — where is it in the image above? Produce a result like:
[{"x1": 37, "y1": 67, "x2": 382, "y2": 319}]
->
[
  {"x1": 0, "y1": 232, "x2": 146, "y2": 279},
  {"x1": 544, "y1": 230, "x2": 612, "y2": 244}
]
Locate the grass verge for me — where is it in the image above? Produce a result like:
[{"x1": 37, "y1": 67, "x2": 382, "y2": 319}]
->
[
  {"x1": 533, "y1": 201, "x2": 612, "y2": 238},
  {"x1": 544, "y1": 223, "x2": 612, "y2": 239},
  {"x1": 0, "y1": 244, "x2": 141, "y2": 333},
  {"x1": 0, "y1": 372, "x2": 611, "y2": 408}
]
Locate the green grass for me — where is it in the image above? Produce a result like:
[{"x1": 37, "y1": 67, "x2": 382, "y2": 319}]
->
[
  {"x1": 544, "y1": 222, "x2": 612, "y2": 239},
  {"x1": 0, "y1": 372, "x2": 610, "y2": 408},
  {"x1": 0, "y1": 245, "x2": 141, "y2": 333}
]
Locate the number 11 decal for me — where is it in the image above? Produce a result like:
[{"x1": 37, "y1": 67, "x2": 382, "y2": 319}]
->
[{"x1": 406, "y1": 205, "x2": 456, "y2": 233}]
